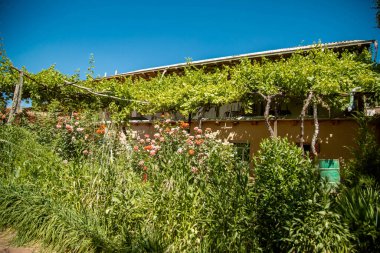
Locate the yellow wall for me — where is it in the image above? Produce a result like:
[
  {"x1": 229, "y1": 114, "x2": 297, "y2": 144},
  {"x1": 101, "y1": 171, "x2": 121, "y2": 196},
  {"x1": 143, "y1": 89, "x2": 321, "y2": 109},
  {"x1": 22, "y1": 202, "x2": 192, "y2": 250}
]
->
[{"x1": 130, "y1": 119, "x2": 359, "y2": 161}]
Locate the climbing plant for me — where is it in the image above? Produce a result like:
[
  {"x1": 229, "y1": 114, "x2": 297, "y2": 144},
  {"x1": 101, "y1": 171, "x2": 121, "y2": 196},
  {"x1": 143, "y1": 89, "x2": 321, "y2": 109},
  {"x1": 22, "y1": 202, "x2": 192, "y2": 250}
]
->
[{"x1": 1, "y1": 43, "x2": 379, "y2": 153}]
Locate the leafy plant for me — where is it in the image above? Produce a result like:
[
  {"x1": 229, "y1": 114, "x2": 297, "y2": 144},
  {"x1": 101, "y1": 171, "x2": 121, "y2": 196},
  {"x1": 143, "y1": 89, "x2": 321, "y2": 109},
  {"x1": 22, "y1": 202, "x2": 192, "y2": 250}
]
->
[
  {"x1": 284, "y1": 184, "x2": 354, "y2": 253},
  {"x1": 336, "y1": 185, "x2": 380, "y2": 252},
  {"x1": 344, "y1": 114, "x2": 380, "y2": 185},
  {"x1": 253, "y1": 138, "x2": 321, "y2": 251}
]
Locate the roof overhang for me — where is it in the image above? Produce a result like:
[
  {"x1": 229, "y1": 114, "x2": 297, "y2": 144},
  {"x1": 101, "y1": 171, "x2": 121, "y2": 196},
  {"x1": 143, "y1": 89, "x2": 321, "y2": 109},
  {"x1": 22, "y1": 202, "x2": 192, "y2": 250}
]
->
[{"x1": 103, "y1": 39, "x2": 376, "y2": 80}]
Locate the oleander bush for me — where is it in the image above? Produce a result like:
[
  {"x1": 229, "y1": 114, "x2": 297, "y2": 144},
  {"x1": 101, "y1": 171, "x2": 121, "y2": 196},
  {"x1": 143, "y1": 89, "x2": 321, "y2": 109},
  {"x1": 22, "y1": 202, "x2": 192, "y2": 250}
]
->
[{"x1": 253, "y1": 138, "x2": 354, "y2": 252}]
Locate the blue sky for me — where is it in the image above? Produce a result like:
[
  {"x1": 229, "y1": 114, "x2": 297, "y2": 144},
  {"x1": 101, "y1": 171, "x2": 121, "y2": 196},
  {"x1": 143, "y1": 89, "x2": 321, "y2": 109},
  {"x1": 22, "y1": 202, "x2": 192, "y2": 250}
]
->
[{"x1": 0, "y1": 0, "x2": 379, "y2": 78}]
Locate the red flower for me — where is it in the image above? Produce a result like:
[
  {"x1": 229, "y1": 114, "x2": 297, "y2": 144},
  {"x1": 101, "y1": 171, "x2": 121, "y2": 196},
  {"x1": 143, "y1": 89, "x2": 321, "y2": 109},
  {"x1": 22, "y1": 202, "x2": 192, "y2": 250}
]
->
[{"x1": 133, "y1": 145, "x2": 139, "y2": 151}]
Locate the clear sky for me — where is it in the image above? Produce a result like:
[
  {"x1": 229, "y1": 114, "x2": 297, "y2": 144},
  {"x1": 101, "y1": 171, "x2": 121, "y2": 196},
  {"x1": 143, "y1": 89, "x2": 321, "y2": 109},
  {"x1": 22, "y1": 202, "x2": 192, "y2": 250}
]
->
[{"x1": 0, "y1": 0, "x2": 379, "y2": 78}]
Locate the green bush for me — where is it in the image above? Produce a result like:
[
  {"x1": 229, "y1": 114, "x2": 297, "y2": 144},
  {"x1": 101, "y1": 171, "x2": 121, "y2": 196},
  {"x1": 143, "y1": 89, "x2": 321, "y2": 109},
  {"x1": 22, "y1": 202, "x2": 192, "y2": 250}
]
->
[
  {"x1": 284, "y1": 185, "x2": 354, "y2": 253},
  {"x1": 253, "y1": 138, "x2": 353, "y2": 252}
]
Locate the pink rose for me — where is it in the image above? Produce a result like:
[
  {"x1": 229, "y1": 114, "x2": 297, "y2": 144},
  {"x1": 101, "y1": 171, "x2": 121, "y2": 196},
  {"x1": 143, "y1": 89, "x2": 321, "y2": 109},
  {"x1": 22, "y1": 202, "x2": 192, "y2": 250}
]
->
[{"x1": 65, "y1": 124, "x2": 73, "y2": 132}]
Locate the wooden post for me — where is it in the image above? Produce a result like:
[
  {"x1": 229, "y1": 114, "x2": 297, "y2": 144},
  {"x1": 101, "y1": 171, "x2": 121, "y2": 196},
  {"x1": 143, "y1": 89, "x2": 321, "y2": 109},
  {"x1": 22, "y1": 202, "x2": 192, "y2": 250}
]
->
[{"x1": 7, "y1": 71, "x2": 23, "y2": 124}]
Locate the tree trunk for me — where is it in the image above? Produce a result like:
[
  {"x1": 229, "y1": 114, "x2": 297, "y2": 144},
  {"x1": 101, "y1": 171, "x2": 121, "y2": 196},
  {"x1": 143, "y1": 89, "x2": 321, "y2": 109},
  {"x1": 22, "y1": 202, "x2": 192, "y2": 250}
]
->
[
  {"x1": 187, "y1": 113, "x2": 192, "y2": 133},
  {"x1": 311, "y1": 101, "x2": 319, "y2": 157},
  {"x1": 299, "y1": 91, "x2": 313, "y2": 154},
  {"x1": 7, "y1": 71, "x2": 23, "y2": 124},
  {"x1": 260, "y1": 93, "x2": 275, "y2": 138}
]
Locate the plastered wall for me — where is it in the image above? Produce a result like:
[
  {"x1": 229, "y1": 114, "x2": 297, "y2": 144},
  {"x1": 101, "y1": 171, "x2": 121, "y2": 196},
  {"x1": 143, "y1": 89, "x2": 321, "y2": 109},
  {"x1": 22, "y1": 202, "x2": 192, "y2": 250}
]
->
[{"x1": 130, "y1": 119, "x2": 359, "y2": 161}]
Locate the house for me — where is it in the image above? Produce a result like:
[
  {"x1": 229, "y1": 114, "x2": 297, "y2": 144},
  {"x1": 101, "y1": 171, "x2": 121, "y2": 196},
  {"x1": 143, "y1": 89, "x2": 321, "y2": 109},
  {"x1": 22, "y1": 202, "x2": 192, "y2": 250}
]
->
[{"x1": 107, "y1": 40, "x2": 379, "y2": 161}]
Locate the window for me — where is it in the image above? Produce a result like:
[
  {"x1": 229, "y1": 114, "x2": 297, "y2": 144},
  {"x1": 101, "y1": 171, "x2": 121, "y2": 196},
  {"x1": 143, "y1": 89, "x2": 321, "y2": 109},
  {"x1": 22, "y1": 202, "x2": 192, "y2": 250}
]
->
[
  {"x1": 232, "y1": 142, "x2": 251, "y2": 162},
  {"x1": 297, "y1": 142, "x2": 320, "y2": 158}
]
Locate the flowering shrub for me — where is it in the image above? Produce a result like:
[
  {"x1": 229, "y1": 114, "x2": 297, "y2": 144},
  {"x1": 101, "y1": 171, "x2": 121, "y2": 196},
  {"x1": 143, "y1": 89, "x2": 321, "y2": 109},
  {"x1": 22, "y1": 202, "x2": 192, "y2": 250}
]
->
[
  {"x1": 130, "y1": 121, "x2": 237, "y2": 183},
  {"x1": 54, "y1": 113, "x2": 106, "y2": 160},
  {"x1": 127, "y1": 120, "x2": 254, "y2": 251}
]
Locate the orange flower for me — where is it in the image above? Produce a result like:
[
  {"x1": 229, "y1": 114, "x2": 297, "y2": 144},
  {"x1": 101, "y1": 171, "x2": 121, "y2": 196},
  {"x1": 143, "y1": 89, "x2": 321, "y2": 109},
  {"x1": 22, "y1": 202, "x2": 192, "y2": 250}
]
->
[
  {"x1": 144, "y1": 145, "x2": 153, "y2": 151},
  {"x1": 96, "y1": 124, "x2": 106, "y2": 134},
  {"x1": 195, "y1": 139, "x2": 204, "y2": 145},
  {"x1": 188, "y1": 149, "x2": 195, "y2": 156},
  {"x1": 180, "y1": 122, "x2": 190, "y2": 129},
  {"x1": 96, "y1": 129, "x2": 105, "y2": 134}
]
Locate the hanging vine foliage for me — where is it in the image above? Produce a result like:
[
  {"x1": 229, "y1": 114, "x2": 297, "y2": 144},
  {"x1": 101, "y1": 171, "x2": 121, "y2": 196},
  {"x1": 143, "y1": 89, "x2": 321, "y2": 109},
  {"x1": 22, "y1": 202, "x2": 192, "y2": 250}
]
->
[{"x1": 1, "y1": 44, "x2": 379, "y2": 123}]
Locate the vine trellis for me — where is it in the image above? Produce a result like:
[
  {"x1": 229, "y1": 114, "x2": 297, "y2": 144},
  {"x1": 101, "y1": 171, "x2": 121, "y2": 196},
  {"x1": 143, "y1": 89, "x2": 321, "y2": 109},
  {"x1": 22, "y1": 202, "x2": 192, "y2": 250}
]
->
[{"x1": 1, "y1": 45, "x2": 379, "y2": 156}]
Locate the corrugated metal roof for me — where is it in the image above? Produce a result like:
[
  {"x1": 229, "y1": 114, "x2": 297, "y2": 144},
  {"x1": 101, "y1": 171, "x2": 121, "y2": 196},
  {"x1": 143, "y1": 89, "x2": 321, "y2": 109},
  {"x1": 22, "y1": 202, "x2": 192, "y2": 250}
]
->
[{"x1": 105, "y1": 40, "x2": 375, "y2": 79}]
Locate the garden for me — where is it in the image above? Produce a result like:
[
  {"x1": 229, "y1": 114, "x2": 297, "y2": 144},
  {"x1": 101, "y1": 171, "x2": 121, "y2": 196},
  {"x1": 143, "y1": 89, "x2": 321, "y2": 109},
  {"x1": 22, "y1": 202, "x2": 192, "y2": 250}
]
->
[{"x1": 1, "y1": 44, "x2": 380, "y2": 252}]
